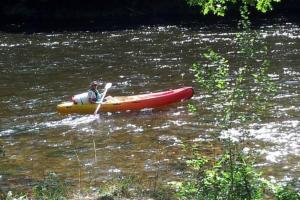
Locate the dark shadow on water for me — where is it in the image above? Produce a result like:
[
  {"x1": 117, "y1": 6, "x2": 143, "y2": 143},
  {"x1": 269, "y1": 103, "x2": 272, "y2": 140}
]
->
[{"x1": 1, "y1": 11, "x2": 299, "y2": 33}]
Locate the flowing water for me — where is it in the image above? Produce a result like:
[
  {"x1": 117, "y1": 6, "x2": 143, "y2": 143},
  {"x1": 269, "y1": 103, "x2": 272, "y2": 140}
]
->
[{"x1": 0, "y1": 18, "x2": 299, "y2": 191}]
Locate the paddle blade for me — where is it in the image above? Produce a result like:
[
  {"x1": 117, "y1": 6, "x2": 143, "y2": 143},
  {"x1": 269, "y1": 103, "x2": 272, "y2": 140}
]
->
[{"x1": 105, "y1": 83, "x2": 112, "y2": 89}]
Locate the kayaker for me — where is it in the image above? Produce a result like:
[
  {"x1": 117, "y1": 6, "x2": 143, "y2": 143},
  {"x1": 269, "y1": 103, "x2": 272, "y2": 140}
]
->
[{"x1": 88, "y1": 81, "x2": 102, "y2": 104}]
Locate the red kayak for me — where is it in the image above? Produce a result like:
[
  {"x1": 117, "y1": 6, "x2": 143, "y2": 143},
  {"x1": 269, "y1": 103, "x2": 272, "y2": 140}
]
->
[{"x1": 57, "y1": 87, "x2": 194, "y2": 114}]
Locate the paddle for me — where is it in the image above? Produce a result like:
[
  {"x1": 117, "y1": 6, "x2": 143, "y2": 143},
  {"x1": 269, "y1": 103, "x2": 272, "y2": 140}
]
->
[{"x1": 94, "y1": 82, "x2": 112, "y2": 115}]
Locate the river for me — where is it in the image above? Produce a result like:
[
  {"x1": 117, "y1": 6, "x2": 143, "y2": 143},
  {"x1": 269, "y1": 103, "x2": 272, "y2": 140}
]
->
[{"x1": 0, "y1": 17, "x2": 299, "y2": 191}]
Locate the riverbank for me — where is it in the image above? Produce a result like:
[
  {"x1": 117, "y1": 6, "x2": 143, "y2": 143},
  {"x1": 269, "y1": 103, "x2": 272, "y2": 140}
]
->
[{"x1": 0, "y1": 0, "x2": 299, "y2": 32}]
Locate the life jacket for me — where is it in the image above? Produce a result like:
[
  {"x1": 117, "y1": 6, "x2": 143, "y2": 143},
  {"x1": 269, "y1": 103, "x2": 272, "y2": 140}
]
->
[{"x1": 88, "y1": 89, "x2": 101, "y2": 102}]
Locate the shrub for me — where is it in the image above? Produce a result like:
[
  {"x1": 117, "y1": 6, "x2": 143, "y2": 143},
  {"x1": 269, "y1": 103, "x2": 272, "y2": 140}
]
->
[
  {"x1": 176, "y1": 145, "x2": 268, "y2": 200},
  {"x1": 5, "y1": 191, "x2": 28, "y2": 200},
  {"x1": 274, "y1": 183, "x2": 300, "y2": 200},
  {"x1": 32, "y1": 172, "x2": 68, "y2": 200}
]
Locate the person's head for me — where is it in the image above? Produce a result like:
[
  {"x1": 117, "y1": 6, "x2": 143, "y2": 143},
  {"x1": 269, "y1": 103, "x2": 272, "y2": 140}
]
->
[{"x1": 90, "y1": 81, "x2": 98, "y2": 89}]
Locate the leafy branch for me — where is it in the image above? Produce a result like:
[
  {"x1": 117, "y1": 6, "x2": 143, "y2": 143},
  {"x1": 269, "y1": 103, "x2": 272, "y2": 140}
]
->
[{"x1": 186, "y1": 0, "x2": 282, "y2": 16}]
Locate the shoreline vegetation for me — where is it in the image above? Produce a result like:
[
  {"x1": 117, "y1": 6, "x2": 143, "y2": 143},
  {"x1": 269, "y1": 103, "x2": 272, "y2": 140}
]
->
[
  {"x1": 1, "y1": 0, "x2": 300, "y2": 199},
  {"x1": 2, "y1": 171, "x2": 300, "y2": 200}
]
